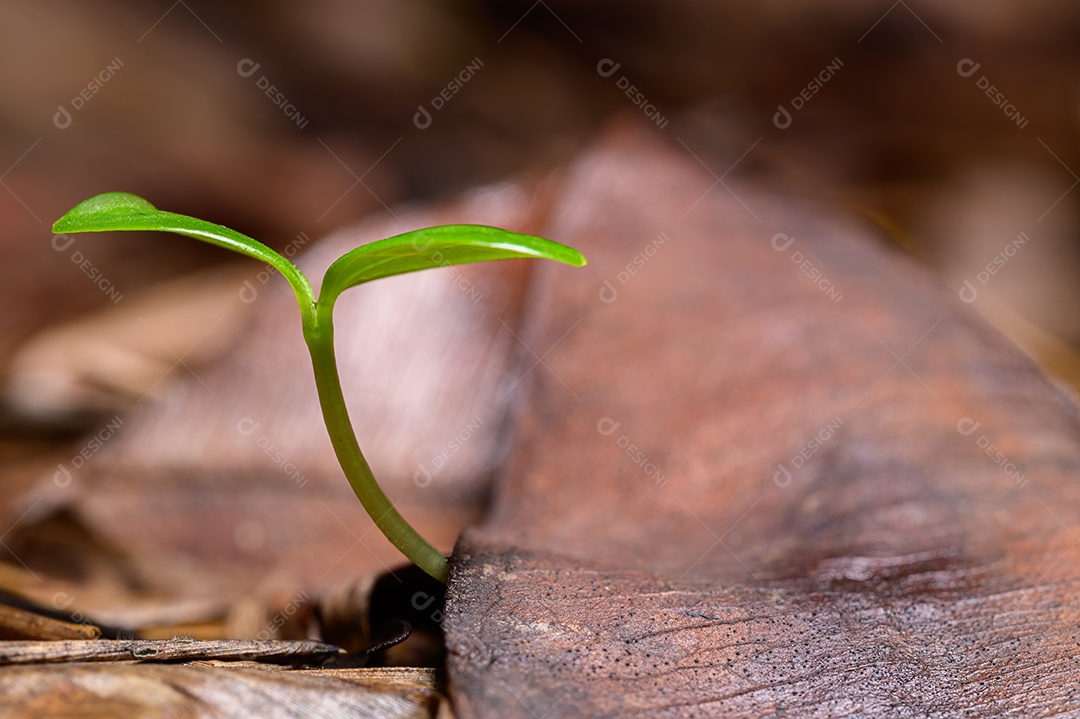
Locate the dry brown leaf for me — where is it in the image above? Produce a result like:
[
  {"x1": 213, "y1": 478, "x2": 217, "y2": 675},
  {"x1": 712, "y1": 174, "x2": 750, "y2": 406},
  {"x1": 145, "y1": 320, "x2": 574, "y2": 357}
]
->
[
  {"x1": 0, "y1": 638, "x2": 341, "y2": 665},
  {"x1": 0, "y1": 663, "x2": 443, "y2": 719},
  {"x1": 444, "y1": 121, "x2": 1080, "y2": 716},
  {"x1": 0, "y1": 602, "x2": 100, "y2": 641}
]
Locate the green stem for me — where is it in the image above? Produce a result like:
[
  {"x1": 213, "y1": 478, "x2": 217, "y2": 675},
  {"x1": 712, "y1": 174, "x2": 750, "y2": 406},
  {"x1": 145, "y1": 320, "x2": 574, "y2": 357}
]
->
[{"x1": 303, "y1": 300, "x2": 449, "y2": 584}]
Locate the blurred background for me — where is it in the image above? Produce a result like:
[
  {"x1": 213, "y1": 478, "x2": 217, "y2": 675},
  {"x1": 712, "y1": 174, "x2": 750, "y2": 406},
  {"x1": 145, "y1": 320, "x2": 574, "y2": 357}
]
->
[
  {"x1": 0, "y1": 0, "x2": 1078, "y2": 647},
  {"x1": 2, "y1": 1, "x2": 1080, "y2": 375}
]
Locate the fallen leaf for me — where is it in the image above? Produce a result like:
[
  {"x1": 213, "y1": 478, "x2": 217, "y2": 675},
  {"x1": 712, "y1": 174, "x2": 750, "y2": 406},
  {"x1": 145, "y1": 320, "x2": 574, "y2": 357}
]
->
[
  {"x1": 444, "y1": 120, "x2": 1080, "y2": 716},
  {"x1": 0, "y1": 663, "x2": 444, "y2": 719}
]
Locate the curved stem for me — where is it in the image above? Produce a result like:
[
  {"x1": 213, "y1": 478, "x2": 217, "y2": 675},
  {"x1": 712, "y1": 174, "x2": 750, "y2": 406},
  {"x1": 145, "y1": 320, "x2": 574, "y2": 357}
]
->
[{"x1": 303, "y1": 301, "x2": 449, "y2": 584}]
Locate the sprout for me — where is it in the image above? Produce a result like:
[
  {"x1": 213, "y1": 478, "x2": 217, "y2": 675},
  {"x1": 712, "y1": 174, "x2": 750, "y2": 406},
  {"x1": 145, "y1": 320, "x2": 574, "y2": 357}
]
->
[{"x1": 53, "y1": 192, "x2": 587, "y2": 582}]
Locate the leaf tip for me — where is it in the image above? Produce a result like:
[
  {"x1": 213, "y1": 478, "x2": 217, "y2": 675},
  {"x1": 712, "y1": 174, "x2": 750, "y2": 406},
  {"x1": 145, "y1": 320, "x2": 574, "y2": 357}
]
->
[{"x1": 53, "y1": 192, "x2": 157, "y2": 234}]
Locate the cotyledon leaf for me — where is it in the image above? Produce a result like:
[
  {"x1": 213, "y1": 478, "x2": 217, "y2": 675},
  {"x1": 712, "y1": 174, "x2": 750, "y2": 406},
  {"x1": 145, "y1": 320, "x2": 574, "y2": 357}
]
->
[
  {"x1": 319, "y1": 224, "x2": 587, "y2": 307},
  {"x1": 52, "y1": 192, "x2": 314, "y2": 308}
]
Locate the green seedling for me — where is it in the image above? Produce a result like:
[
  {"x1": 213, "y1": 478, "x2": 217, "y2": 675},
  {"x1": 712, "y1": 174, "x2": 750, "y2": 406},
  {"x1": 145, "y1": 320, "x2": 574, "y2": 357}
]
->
[{"x1": 53, "y1": 192, "x2": 586, "y2": 583}]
